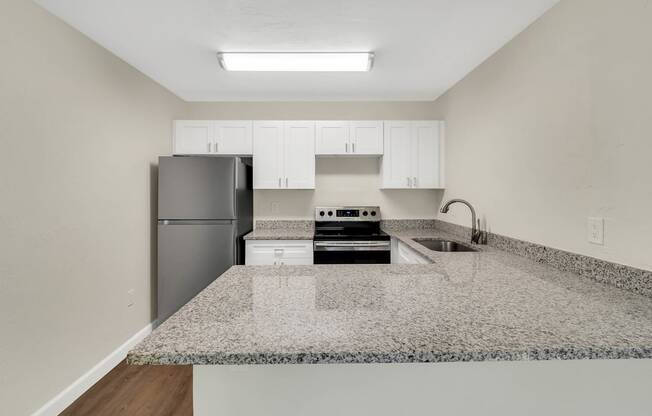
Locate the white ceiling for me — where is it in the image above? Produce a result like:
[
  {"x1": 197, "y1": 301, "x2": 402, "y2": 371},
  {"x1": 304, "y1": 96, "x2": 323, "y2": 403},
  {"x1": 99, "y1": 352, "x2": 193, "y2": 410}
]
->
[{"x1": 35, "y1": 0, "x2": 559, "y2": 102}]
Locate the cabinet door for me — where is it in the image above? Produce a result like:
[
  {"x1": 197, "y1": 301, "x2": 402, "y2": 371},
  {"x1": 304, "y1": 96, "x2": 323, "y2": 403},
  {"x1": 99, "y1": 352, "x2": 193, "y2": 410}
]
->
[
  {"x1": 396, "y1": 241, "x2": 430, "y2": 264},
  {"x1": 214, "y1": 120, "x2": 253, "y2": 155},
  {"x1": 396, "y1": 241, "x2": 413, "y2": 264},
  {"x1": 412, "y1": 121, "x2": 442, "y2": 189},
  {"x1": 283, "y1": 121, "x2": 316, "y2": 189},
  {"x1": 351, "y1": 121, "x2": 383, "y2": 155},
  {"x1": 253, "y1": 121, "x2": 284, "y2": 189},
  {"x1": 173, "y1": 120, "x2": 213, "y2": 154},
  {"x1": 381, "y1": 121, "x2": 413, "y2": 188},
  {"x1": 316, "y1": 121, "x2": 350, "y2": 155}
]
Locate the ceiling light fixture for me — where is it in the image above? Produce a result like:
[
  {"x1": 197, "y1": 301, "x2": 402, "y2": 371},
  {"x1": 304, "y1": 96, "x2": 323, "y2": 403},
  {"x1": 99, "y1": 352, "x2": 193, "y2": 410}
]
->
[{"x1": 217, "y1": 52, "x2": 374, "y2": 72}]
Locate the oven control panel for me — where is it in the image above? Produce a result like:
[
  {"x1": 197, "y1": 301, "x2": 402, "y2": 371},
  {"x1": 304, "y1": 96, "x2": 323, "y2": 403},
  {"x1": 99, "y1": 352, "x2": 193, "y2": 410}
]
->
[{"x1": 315, "y1": 206, "x2": 380, "y2": 222}]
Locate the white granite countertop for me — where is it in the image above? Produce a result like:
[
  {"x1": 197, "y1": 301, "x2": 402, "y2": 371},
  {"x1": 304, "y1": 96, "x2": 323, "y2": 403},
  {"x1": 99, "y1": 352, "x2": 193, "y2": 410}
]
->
[
  {"x1": 243, "y1": 220, "x2": 314, "y2": 240},
  {"x1": 129, "y1": 229, "x2": 652, "y2": 365}
]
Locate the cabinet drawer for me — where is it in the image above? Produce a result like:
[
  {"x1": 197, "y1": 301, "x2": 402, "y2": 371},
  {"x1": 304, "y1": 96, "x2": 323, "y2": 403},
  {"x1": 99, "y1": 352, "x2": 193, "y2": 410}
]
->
[{"x1": 245, "y1": 240, "x2": 313, "y2": 265}]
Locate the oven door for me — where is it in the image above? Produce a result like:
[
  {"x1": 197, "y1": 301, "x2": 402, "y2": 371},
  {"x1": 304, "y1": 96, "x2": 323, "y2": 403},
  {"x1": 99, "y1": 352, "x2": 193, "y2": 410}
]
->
[{"x1": 313, "y1": 241, "x2": 391, "y2": 264}]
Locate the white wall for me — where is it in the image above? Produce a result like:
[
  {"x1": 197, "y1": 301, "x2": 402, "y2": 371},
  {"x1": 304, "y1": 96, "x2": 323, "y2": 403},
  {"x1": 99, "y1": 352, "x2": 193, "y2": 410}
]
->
[
  {"x1": 186, "y1": 102, "x2": 442, "y2": 220},
  {"x1": 0, "y1": 1, "x2": 185, "y2": 414},
  {"x1": 431, "y1": 0, "x2": 652, "y2": 271}
]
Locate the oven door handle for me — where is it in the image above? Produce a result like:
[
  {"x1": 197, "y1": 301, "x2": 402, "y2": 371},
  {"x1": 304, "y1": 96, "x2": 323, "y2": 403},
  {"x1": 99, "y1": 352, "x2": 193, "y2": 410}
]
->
[{"x1": 314, "y1": 241, "x2": 391, "y2": 251}]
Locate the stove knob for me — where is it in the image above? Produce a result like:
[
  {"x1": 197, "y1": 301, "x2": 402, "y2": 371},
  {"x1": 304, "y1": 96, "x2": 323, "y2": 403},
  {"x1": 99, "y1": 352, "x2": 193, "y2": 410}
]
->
[
  {"x1": 362, "y1": 211, "x2": 368, "y2": 216},
  {"x1": 327, "y1": 211, "x2": 333, "y2": 216},
  {"x1": 319, "y1": 210, "x2": 325, "y2": 217},
  {"x1": 370, "y1": 210, "x2": 377, "y2": 217}
]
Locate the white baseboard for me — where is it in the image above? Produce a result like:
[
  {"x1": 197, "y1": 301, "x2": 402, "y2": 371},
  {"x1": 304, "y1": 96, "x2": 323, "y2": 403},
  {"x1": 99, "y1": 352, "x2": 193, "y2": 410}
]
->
[{"x1": 32, "y1": 322, "x2": 153, "y2": 416}]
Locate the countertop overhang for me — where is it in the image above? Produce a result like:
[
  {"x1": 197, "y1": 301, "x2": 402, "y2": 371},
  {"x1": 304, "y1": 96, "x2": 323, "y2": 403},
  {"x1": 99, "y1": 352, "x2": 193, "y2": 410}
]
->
[{"x1": 128, "y1": 233, "x2": 652, "y2": 365}]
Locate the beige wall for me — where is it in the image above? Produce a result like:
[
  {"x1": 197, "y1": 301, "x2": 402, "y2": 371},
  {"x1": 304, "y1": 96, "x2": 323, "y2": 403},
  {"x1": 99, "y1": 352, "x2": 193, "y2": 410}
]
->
[
  {"x1": 187, "y1": 101, "x2": 441, "y2": 220},
  {"x1": 185, "y1": 101, "x2": 437, "y2": 120},
  {"x1": 431, "y1": 0, "x2": 652, "y2": 271},
  {"x1": 0, "y1": 1, "x2": 185, "y2": 414}
]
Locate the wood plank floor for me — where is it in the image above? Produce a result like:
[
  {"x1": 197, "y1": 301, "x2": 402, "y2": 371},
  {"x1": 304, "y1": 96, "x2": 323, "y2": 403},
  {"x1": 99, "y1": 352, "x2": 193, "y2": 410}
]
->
[{"x1": 60, "y1": 360, "x2": 192, "y2": 416}]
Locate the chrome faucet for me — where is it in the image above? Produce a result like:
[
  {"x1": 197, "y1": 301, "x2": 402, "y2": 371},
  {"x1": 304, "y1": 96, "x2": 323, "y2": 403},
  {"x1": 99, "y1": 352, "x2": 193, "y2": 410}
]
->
[{"x1": 439, "y1": 199, "x2": 486, "y2": 245}]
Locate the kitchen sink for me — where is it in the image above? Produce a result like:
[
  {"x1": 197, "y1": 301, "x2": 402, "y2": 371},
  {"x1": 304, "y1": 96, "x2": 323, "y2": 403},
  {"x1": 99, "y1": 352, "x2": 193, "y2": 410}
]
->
[{"x1": 413, "y1": 239, "x2": 477, "y2": 252}]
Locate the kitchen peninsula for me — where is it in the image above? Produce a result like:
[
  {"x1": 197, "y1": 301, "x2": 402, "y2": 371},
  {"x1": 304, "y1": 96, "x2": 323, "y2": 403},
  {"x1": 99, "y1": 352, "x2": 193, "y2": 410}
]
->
[{"x1": 128, "y1": 227, "x2": 652, "y2": 416}]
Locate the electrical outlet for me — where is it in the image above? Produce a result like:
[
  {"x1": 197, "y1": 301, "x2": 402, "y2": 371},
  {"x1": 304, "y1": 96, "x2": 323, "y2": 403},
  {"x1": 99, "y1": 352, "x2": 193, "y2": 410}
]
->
[
  {"x1": 587, "y1": 217, "x2": 604, "y2": 245},
  {"x1": 126, "y1": 289, "x2": 135, "y2": 308},
  {"x1": 270, "y1": 202, "x2": 280, "y2": 214}
]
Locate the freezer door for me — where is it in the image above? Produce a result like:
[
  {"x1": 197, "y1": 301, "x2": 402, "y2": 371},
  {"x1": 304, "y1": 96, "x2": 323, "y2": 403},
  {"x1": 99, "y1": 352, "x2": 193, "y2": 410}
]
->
[
  {"x1": 158, "y1": 156, "x2": 236, "y2": 220},
  {"x1": 234, "y1": 158, "x2": 253, "y2": 236},
  {"x1": 157, "y1": 221, "x2": 236, "y2": 323}
]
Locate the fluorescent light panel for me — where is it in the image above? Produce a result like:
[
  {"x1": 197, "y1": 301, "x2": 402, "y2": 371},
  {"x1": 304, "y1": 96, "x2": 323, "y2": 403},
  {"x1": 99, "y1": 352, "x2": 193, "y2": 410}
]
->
[{"x1": 217, "y1": 52, "x2": 374, "y2": 72}]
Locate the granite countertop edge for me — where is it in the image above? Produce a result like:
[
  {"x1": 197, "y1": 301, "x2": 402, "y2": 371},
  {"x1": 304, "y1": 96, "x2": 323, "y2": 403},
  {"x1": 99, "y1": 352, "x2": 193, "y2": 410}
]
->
[
  {"x1": 243, "y1": 229, "x2": 314, "y2": 241},
  {"x1": 127, "y1": 346, "x2": 652, "y2": 366}
]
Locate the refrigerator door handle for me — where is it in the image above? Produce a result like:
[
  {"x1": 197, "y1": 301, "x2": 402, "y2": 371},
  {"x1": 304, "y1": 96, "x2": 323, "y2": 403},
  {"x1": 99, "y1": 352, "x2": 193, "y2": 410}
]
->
[{"x1": 158, "y1": 219, "x2": 234, "y2": 225}]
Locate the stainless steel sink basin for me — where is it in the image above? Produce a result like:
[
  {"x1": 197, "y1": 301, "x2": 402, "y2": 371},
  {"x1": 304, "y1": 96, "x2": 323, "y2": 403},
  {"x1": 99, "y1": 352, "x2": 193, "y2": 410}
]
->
[{"x1": 413, "y1": 239, "x2": 477, "y2": 252}]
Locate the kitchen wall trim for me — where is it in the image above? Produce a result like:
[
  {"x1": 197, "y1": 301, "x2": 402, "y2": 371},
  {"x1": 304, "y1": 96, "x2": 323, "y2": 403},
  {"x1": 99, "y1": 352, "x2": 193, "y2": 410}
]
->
[{"x1": 31, "y1": 323, "x2": 154, "y2": 416}]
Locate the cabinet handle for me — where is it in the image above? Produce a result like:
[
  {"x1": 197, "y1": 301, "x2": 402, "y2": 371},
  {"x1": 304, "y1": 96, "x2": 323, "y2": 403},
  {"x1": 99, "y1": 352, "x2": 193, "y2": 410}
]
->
[
  {"x1": 207, "y1": 142, "x2": 211, "y2": 153},
  {"x1": 413, "y1": 177, "x2": 418, "y2": 188},
  {"x1": 352, "y1": 142, "x2": 356, "y2": 153},
  {"x1": 345, "y1": 143, "x2": 349, "y2": 153},
  {"x1": 278, "y1": 177, "x2": 281, "y2": 188},
  {"x1": 285, "y1": 177, "x2": 289, "y2": 188},
  {"x1": 215, "y1": 142, "x2": 219, "y2": 153},
  {"x1": 407, "y1": 177, "x2": 411, "y2": 187}
]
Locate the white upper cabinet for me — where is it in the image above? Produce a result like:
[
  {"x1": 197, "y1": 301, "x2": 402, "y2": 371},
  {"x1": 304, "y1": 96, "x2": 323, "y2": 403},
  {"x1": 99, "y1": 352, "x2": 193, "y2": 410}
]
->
[
  {"x1": 253, "y1": 121, "x2": 284, "y2": 189},
  {"x1": 412, "y1": 121, "x2": 442, "y2": 189},
  {"x1": 173, "y1": 120, "x2": 252, "y2": 155},
  {"x1": 253, "y1": 121, "x2": 315, "y2": 189},
  {"x1": 350, "y1": 121, "x2": 383, "y2": 155},
  {"x1": 173, "y1": 120, "x2": 213, "y2": 154},
  {"x1": 381, "y1": 121, "x2": 413, "y2": 188},
  {"x1": 315, "y1": 121, "x2": 383, "y2": 156},
  {"x1": 284, "y1": 122, "x2": 316, "y2": 189},
  {"x1": 214, "y1": 121, "x2": 253, "y2": 155},
  {"x1": 381, "y1": 121, "x2": 445, "y2": 189},
  {"x1": 315, "y1": 121, "x2": 350, "y2": 155},
  {"x1": 173, "y1": 119, "x2": 442, "y2": 190}
]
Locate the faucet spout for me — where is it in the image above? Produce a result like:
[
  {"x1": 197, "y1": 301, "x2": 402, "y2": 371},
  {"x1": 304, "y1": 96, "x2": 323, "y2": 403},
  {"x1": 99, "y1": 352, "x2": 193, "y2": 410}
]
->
[{"x1": 438, "y1": 199, "x2": 485, "y2": 244}]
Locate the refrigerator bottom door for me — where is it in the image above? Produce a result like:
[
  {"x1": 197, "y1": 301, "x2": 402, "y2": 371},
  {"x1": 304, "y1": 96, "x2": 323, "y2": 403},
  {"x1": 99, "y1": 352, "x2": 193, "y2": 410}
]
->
[{"x1": 158, "y1": 222, "x2": 235, "y2": 323}]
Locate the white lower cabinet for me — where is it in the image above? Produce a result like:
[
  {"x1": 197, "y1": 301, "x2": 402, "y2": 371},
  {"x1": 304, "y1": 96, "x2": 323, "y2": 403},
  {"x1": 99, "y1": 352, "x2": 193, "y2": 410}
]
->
[
  {"x1": 245, "y1": 240, "x2": 313, "y2": 265},
  {"x1": 393, "y1": 239, "x2": 431, "y2": 264}
]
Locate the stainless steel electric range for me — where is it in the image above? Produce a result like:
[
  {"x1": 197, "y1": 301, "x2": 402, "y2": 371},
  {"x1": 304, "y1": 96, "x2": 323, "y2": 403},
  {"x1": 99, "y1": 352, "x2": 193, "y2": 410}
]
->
[{"x1": 313, "y1": 206, "x2": 391, "y2": 264}]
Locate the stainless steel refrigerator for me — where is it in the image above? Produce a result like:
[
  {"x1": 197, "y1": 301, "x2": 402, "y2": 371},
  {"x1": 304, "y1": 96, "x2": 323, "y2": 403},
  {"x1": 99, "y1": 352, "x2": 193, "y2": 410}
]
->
[{"x1": 157, "y1": 156, "x2": 252, "y2": 323}]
